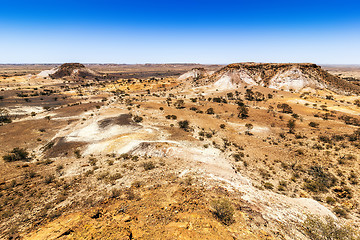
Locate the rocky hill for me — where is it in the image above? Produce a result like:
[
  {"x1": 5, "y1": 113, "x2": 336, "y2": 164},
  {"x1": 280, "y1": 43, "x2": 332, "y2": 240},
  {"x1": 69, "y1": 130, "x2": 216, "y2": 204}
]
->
[
  {"x1": 38, "y1": 63, "x2": 103, "y2": 79},
  {"x1": 178, "y1": 68, "x2": 214, "y2": 81},
  {"x1": 185, "y1": 63, "x2": 360, "y2": 94}
]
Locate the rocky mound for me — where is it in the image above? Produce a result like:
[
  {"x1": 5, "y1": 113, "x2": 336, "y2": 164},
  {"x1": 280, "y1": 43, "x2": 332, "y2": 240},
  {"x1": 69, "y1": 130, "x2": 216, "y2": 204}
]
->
[
  {"x1": 38, "y1": 63, "x2": 102, "y2": 79},
  {"x1": 198, "y1": 63, "x2": 360, "y2": 94},
  {"x1": 178, "y1": 68, "x2": 214, "y2": 81}
]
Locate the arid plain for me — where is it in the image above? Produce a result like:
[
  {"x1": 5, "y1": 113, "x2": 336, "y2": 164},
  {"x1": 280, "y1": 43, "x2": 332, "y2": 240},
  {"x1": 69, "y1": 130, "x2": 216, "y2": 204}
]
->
[{"x1": 1, "y1": 63, "x2": 360, "y2": 239}]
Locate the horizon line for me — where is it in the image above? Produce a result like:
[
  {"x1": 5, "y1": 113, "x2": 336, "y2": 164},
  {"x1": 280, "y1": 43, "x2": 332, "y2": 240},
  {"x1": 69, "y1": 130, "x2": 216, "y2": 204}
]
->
[{"x1": 1, "y1": 62, "x2": 360, "y2": 66}]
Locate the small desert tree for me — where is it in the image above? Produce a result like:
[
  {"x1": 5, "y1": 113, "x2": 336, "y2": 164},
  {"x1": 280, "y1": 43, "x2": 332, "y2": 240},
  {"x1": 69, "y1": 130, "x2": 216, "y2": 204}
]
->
[
  {"x1": 277, "y1": 103, "x2": 293, "y2": 114},
  {"x1": 254, "y1": 91, "x2": 265, "y2": 101},
  {"x1": 178, "y1": 120, "x2": 190, "y2": 130},
  {"x1": 237, "y1": 106, "x2": 249, "y2": 119},
  {"x1": 287, "y1": 119, "x2": 296, "y2": 133},
  {"x1": 236, "y1": 100, "x2": 249, "y2": 119},
  {"x1": 206, "y1": 108, "x2": 215, "y2": 114},
  {"x1": 166, "y1": 97, "x2": 172, "y2": 106},
  {"x1": 245, "y1": 89, "x2": 255, "y2": 101},
  {"x1": 174, "y1": 100, "x2": 185, "y2": 109}
]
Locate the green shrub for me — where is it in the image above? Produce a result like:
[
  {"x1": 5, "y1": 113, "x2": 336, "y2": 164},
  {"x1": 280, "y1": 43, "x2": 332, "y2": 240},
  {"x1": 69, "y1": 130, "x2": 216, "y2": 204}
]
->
[
  {"x1": 277, "y1": 103, "x2": 293, "y2": 113},
  {"x1": 303, "y1": 215, "x2": 357, "y2": 239},
  {"x1": 133, "y1": 115, "x2": 143, "y2": 123},
  {"x1": 287, "y1": 119, "x2": 296, "y2": 133},
  {"x1": 232, "y1": 153, "x2": 243, "y2": 162},
  {"x1": 178, "y1": 120, "x2": 189, "y2": 130},
  {"x1": 74, "y1": 149, "x2": 81, "y2": 158},
  {"x1": 56, "y1": 164, "x2": 64, "y2": 172},
  {"x1": 211, "y1": 199, "x2": 235, "y2": 225},
  {"x1": 304, "y1": 166, "x2": 337, "y2": 192},
  {"x1": 174, "y1": 100, "x2": 185, "y2": 109},
  {"x1": 142, "y1": 161, "x2": 155, "y2": 171},
  {"x1": 264, "y1": 182, "x2": 274, "y2": 189},
  {"x1": 205, "y1": 132, "x2": 212, "y2": 138},
  {"x1": 44, "y1": 175, "x2": 55, "y2": 184},
  {"x1": 333, "y1": 207, "x2": 348, "y2": 218},
  {"x1": 325, "y1": 196, "x2": 336, "y2": 205},
  {"x1": 25, "y1": 170, "x2": 37, "y2": 179},
  {"x1": 309, "y1": 122, "x2": 319, "y2": 128},
  {"x1": 89, "y1": 157, "x2": 97, "y2": 166},
  {"x1": 3, "y1": 148, "x2": 30, "y2": 162},
  {"x1": 206, "y1": 108, "x2": 215, "y2": 114},
  {"x1": 131, "y1": 180, "x2": 143, "y2": 188}
]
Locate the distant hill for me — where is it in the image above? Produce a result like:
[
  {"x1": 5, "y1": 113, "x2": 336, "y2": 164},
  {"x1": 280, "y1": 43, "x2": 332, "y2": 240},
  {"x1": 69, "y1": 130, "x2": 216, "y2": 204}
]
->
[
  {"x1": 181, "y1": 62, "x2": 360, "y2": 94},
  {"x1": 38, "y1": 63, "x2": 102, "y2": 79}
]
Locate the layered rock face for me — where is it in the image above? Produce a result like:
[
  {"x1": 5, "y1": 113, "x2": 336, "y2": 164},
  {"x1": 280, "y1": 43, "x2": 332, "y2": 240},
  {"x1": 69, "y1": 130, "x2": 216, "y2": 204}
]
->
[
  {"x1": 178, "y1": 68, "x2": 213, "y2": 81},
  {"x1": 182, "y1": 62, "x2": 360, "y2": 94}
]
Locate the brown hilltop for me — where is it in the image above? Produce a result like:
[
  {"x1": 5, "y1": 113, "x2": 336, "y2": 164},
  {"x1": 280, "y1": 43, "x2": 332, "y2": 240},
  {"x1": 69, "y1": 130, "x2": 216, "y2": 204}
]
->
[
  {"x1": 57, "y1": 63, "x2": 86, "y2": 70},
  {"x1": 48, "y1": 63, "x2": 102, "y2": 79}
]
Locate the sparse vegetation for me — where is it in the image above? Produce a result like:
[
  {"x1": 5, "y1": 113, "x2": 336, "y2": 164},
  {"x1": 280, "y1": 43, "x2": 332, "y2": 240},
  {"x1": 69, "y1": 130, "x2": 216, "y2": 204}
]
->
[
  {"x1": 287, "y1": 119, "x2": 296, "y2": 133},
  {"x1": 237, "y1": 105, "x2": 249, "y2": 119},
  {"x1": 206, "y1": 108, "x2": 215, "y2": 114},
  {"x1": 1, "y1": 63, "x2": 360, "y2": 239},
  {"x1": 277, "y1": 103, "x2": 293, "y2": 113},
  {"x1": 133, "y1": 115, "x2": 143, "y2": 123},
  {"x1": 211, "y1": 198, "x2": 235, "y2": 225},
  {"x1": 304, "y1": 166, "x2": 337, "y2": 192},
  {"x1": 0, "y1": 108, "x2": 11, "y2": 124},
  {"x1": 178, "y1": 120, "x2": 190, "y2": 130},
  {"x1": 74, "y1": 149, "x2": 81, "y2": 158},
  {"x1": 142, "y1": 161, "x2": 156, "y2": 171},
  {"x1": 3, "y1": 148, "x2": 30, "y2": 162},
  {"x1": 174, "y1": 99, "x2": 185, "y2": 109},
  {"x1": 303, "y1": 215, "x2": 358, "y2": 240},
  {"x1": 309, "y1": 121, "x2": 319, "y2": 128}
]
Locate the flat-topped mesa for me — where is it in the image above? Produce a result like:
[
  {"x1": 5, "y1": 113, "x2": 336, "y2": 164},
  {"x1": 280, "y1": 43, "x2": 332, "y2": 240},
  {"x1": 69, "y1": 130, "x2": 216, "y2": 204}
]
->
[
  {"x1": 38, "y1": 63, "x2": 102, "y2": 79},
  {"x1": 58, "y1": 63, "x2": 86, "y2": 70},
  {"x1": 207, "y1": 62, "x2": 360, "y2": 94}
]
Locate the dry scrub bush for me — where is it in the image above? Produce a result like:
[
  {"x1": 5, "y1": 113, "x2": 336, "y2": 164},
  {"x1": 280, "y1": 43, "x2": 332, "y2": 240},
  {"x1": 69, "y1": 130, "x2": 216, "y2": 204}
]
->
[
  {"x1": 211, "y1": 198, "x2": 235, "y2": 225},
  {"x1": 133, "y1": 115, "x2": 143, "y2": 123},
  {"x1": 302, "y1": 215, "x2": 358, "y2": 240},
  {"x1": 142, "y1": 161, "x2": 156, "y2": 171},
  {"x1": 0, "y1": 108, "x2": 11, "y2": 124},
  {"x1": 3, "y1": 148, "x2": 30, "y2": 162},
  {"x1": 304, "y1": 166, "x2": 337, "y2": 193},
  {"x1": 178, "y1": 120, "x2": 190, "y2": 130}
]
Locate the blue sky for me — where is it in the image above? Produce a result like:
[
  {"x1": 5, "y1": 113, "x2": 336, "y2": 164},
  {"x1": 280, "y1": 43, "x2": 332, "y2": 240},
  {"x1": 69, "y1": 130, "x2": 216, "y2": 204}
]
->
[{"x1": 0, "y1": 0, "x2": 359, "y2": 64}]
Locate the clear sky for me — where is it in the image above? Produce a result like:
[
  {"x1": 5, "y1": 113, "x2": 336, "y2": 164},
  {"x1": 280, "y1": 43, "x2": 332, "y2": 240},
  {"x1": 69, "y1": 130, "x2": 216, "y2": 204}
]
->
[{"x1": 0, "y1": 0, "x2": 359, "y2": 64}]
